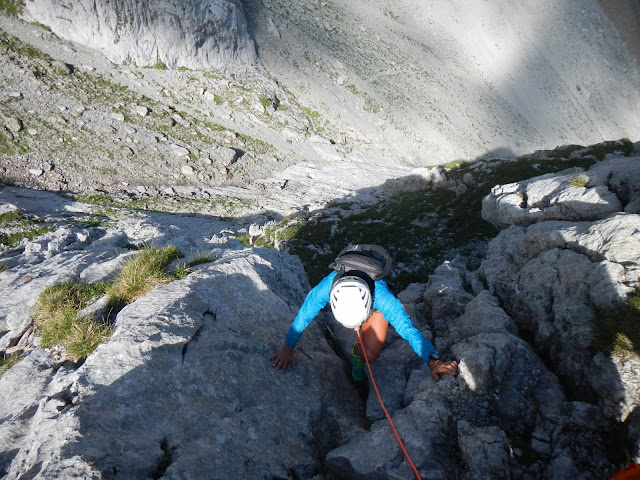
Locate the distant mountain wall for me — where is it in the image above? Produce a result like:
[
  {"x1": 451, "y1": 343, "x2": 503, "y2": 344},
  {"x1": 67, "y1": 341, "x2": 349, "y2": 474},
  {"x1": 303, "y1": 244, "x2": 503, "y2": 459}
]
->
[{"x1": 20, "y1": 0, "x2": 258, "y2": 70}]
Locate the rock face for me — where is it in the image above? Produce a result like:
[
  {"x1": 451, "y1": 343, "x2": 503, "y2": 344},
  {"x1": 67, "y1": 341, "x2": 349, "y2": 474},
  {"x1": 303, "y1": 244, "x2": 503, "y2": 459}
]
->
[
  {"x1": 322, "y1": 159, "x2": 640, "y2": 479},
  {"x1": 20, "y1": 0, "x2": 258, "y2": 70},
  {"x1": 481, "y1": 156, "x2": 640, "y2": 228},
  {"x1": 481, "y1": 158, "x2": 640, "y2": 422},
  {"x1": 0, "y1": 220, "x2": 364, "y2": 478}
]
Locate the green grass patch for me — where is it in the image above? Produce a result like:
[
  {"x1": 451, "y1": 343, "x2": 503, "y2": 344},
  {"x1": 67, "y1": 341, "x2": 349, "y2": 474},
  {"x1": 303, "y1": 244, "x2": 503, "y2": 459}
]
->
[
  {"x1": 569, "y1": 175, "x2": 589, "y2": 188},
  {"x1": 592, "y1": 288, "x2": 640, "y2": 358},
  {"x1": 32, "y1": 22, "x2": 51, "y2": 32},
  {"x1": 236, "y1": 134, "x2": 275, "y2": 156},
  {"x1": 0, "y1": 352, "x2": 23, "y2": 375},
  {"x1": 345, "y1": 84, "x2": 359, "y2": 95},
  {"x1": 301, "y1": 106, "x2": 325, "y2": 132},
  {"x1": 0, "y1": 0, "x2": 24, "y2": 16},
  {"x1": 442, "y1": 160, "x2": 465, "y2": 170},
  {"x1": 259, "y1": 95, "x2": 272, "y2": 109},
  {"x1": 0, "y1": 226, "x2": 54, "y2": 248},
  {"x1": 65, "y1": 315, "x2": 114, "y2": 361},
  {"x1": 107, "y1": 244, "x2": 183, "y2": 308},
  {"x1": 34, "y1": 281, "x2": 112, "y2": 357},
  {"x1": 201, "y1": 120, "x2": 227, "y2": 132},
  {"x1": 0, "y1": 211, "x2": 54, "y2": 249},
  {"x1": 187, "y1": 254, "x2": 216, "y2": 267},
  {"x1": 34, "y1": 245, "x2": 184, "y2": 361},
  {"x1": 0, "y1": 210, "x2": 23, "y2": 223},
  {"x1": 584, "y1": 138, "x2": 633, "y2": 160},
  {"x1": 0, "y1": 31, "x2": 51, "y2": 60},
  {"x1": 0, "y1": 130, "x2": 30, "y2": 155},
  {"x1": 152, "y1": 59, "x2": 167, "y2": 70},
  {"x1": 173, "y1": 253, "x2": 217, "y2": 278},
  {"x1": 203, "y1": 70, "x2": 225, "y2": 80}
]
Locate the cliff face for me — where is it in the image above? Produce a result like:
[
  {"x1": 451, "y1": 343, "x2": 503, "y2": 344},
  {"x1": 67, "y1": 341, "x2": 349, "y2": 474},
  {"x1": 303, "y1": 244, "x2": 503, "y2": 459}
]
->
[{"x1": 20, "y1": 0, "x2": 258, "y2": 69}]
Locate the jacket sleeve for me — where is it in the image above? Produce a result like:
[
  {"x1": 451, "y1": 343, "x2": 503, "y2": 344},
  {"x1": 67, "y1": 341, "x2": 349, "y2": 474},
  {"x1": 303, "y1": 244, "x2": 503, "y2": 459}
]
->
[
  {"x1": 373, "y1": 280, "x2": 438, "y2": 365},
  {"x1": 284, "y1": 272, "x2": 337, "y2": 348}
]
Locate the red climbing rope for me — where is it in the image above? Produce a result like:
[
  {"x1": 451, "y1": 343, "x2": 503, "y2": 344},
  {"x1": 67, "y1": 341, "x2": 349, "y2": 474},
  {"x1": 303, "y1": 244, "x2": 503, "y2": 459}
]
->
[{"x1": 356, "y1": 329, "x2": 423, "y2": 480}]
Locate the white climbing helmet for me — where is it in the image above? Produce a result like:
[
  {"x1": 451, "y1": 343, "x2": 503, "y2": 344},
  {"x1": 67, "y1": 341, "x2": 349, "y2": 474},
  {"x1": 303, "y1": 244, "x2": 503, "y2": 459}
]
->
[{"x1": 330, "y1": 275, "x2": 373, "y2": 329}]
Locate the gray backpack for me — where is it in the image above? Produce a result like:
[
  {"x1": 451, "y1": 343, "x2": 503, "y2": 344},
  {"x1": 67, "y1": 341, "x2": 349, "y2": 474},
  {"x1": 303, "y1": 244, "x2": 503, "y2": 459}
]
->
[{"x1": 328, "y1": 244, "x2": 393, "y2": 281}]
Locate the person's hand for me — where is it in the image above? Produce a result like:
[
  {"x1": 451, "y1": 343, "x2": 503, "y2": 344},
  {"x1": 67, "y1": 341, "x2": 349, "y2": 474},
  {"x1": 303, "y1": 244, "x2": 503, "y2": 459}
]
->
[
  {"x1": 429, "y1": 359, "x2": 458, "y2": 381},
  {"x1": 269, "y1": 345, "x2": 296, "y2": 372}
]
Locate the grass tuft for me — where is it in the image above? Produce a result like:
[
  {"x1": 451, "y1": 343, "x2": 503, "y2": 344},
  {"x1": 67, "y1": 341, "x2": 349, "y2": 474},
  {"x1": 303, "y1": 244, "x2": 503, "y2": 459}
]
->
[
  {"x1": 187, "y1": 254, "x2": 216, "y2": 268},
  {"x1": 34, "y1": 281, "x2": 111, "y2": 354},
  {"x1": 152, "y1": 59, "x2": 167, "y2": 70},
  {"x1": 33, "y1": 245, "x2": 183, "y2": 361},
  {"x1": 0, "y1": 0, "x2": 24, "y2": 16},
  {"x1": 259, "y1": 95, "x2": 271, "y2": 109},
  {"x1": 0, "y1": 226, "x2": 55, "y2": 249},
  {"x1": 66, "y1": 316, "x2": 114, "y2": 361},
  {"x1": 106, "y1": 244, "x2": 183, "y2": 309},
  {"x1": 0, "y1": 210, "x2": 23, "y2": 223},
  {"x1": 592, "y1": 288, "x2": 640, "y2": 358},
  {"x1": 172, "y1": 253, "x2": 216, "y2": 279},
  {"x1": 32, "y1": 22, "x2": 51, "y2": 32},
  {"x1": 0, "y1": 352, "x2": 22, "y2": 375},
  {"x1": 569, "y1": 175, "x2": 589, "y2": 188}
]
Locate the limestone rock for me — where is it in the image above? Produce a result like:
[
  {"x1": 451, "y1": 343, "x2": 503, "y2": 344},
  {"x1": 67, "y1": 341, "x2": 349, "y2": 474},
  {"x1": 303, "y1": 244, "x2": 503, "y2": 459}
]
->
[
  {"x1": 1, "y1": 247, "x2": 364, "y2": 479},
  {"x1": 170, "y1": 144, "x2": 190, "y2": 158},
  {"x1": 51, "y1": 60, "x2": 73, "y2": 75},
  {"x1": 209, "y1": 145, "x2": 238, "y2": 167},
  {"x1": 457, "y1": 420, "x2": 511, "y2": 480},
  {"x1": 20, "y1": 0, "x2": 258, "y2": 70},
  {"x1": 266, "y1": 17, "x2": 281, "y2": 39},
  {"x1": 482, "y1": 158, "x2": 639, "y2": 229},
  {"x1": 134, "y1": 105, "x2": 149, "y2": 117},
  {"x1": 3, "y1": 117, "x2": 23, "y2": 133},
  {"x1": 481, "y1": 166, "x2": 640, "y2": 423}
]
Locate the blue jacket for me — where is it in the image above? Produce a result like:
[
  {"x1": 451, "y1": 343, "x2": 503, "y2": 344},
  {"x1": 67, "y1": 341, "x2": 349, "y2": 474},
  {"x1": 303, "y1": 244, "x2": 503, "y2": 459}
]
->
[{"x1": 285, "y1": 271, "x2": 438, "y2": 365}]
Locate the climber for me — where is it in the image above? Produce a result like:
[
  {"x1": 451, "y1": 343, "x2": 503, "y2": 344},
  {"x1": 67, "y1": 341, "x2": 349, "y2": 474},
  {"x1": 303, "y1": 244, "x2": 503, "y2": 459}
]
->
[{"x1": 270, "y1": 245, "x2": 458, "y2": 382}]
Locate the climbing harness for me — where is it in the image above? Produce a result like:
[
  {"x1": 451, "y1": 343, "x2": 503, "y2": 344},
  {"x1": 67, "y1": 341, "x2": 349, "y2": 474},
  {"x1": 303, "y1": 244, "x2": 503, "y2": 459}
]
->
[{"x1": 356, "y1": 329, "x2": 423, "y2": 480}]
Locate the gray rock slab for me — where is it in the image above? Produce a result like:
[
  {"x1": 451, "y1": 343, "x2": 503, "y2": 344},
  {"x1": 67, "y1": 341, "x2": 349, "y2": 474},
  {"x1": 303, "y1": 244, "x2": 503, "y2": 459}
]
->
[
  {"x1": 1, "y1": 248, "x2": 364, "y2": 479},
  {"x1": 482, "y1": 159, "x2": 640, "y2": 228}
]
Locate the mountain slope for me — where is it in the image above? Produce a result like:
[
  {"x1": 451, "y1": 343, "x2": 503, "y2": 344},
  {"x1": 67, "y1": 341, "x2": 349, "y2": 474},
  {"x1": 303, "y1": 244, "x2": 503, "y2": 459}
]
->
[{"x1": 245, "y1": 0, "x2": 640, "y2": 163}]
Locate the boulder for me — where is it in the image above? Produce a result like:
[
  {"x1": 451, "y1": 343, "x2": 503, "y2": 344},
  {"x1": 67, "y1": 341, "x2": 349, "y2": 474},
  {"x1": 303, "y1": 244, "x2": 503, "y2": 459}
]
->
[{"x1": 482, "y1": 158, "x2": 640, "y2": 228}]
